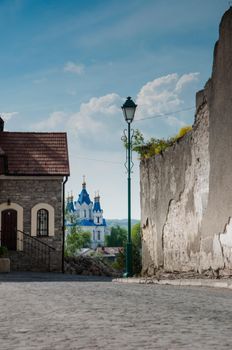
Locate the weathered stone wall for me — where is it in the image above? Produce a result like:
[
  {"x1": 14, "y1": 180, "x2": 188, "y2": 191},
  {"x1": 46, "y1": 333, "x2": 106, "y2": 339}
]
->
[
  {"x1": 0, "y1": 177, "x2": 63, "y2": 271},
  {"x1": 140, "y1": 8, "x2": 232, "y2": 276}
]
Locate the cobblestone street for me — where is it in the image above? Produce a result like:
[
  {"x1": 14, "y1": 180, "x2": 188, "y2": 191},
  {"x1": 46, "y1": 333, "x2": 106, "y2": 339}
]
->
[{"x1": 0, "y1": 273, "x2": 232, "y2": 350}]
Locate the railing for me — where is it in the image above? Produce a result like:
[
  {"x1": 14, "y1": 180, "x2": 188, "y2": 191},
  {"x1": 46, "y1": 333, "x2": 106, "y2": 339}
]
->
[
  {"x1": 0, "y1": 229, "x2": 56, "y2": 271},
  {"x1": 17, "y1": 230, "x2": 56, "y2": 271}
]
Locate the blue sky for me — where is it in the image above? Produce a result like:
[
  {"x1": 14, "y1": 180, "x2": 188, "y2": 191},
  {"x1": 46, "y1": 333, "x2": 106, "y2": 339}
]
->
[{"x1": 1, "y1": 0, "x2": 229, "y2": 219}]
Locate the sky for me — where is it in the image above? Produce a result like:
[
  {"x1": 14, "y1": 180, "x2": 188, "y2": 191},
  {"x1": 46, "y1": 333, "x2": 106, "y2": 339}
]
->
[{"x1": 0, "y1": 0, "x2": 230, "y2": 219}]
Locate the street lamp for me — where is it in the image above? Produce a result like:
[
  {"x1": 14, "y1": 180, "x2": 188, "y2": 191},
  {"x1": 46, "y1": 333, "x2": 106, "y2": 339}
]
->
[{"x1": 121, "y1": 96, "x2": 137, "y2": 277}]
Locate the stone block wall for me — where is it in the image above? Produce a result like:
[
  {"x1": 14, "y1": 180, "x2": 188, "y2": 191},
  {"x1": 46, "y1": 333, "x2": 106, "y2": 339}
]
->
[
  {"x1": 0, "y1": 176, "x2": 64, "y2": 271},
  {"x1": 140, "y1": 8, "x2": 232, "y2": 276}
]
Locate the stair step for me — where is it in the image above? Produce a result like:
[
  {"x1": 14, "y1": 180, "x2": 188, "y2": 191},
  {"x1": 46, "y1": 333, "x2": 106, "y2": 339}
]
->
[{"x1": 8, "y1": 250, "x2": 50, "y2": 272}]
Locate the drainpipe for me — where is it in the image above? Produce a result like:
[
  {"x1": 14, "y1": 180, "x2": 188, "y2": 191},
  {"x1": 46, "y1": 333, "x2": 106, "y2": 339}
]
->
[{"x1": 62, "y1": 176, "x2": 68, "y2": 273}]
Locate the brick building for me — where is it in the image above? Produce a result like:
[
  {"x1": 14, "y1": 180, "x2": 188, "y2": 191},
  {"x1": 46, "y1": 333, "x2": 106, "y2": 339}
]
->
[{"x1": 0, "y1": 117, "x2": 69, "y2": 271}]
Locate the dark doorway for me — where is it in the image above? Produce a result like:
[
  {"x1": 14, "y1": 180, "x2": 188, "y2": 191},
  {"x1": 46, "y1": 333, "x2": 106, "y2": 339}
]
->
[{"x1": 1, "y1": 209, "x2": 17, "y2": 250}]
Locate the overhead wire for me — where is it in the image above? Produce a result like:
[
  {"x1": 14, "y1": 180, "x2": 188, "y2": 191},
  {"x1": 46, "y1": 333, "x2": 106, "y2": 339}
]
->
[
  {"x1": 3, "y1": 104, "x2": 195, "y2": 165},
  {"x1": 74, "y1": 106, "x2": 195, "y2": 164},
  {"x1": 134, "y1": 106, "x2": 195, "y2": 122}
]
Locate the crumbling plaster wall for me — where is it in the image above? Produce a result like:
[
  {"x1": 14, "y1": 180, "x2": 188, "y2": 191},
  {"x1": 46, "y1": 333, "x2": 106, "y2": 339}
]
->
[{"x1": 140, "y1": 8, "x2": 232, "y2": 275}]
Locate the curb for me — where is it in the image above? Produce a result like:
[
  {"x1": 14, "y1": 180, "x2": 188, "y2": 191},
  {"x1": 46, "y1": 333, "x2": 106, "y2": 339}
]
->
[{"x1": 113, "y1": 277, "x2": 232, "y2": 290}]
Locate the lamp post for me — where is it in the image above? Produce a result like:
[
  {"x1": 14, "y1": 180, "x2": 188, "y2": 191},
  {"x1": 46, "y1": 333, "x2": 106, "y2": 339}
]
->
[{"x1": 121, "y1": 96, "x2": 137, "y2": 277}]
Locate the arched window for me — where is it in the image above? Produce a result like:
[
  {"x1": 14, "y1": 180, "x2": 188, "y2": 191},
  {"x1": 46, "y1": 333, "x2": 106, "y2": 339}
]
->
[
  {"x1": 37, "y1": 209, "x2": 49, "y2": 236},
  {"x1": 31, "y1": 203, "x2": 54, "y2": 237}
]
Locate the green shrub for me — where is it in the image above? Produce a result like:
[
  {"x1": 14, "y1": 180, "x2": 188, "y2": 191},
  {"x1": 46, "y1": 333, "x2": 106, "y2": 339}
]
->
[
  {"x1": 0, "y1": 246, "x2": 8, "y2": 258},
  {"x1": 112, "y1": 250, "x2": 125, "y2": 271},
  {"x1": 176, "y1": 126, "x2": 192, "y2": 139},
  {"x1": 128, "y1": 126, "x2": 192, "y2": 160}
]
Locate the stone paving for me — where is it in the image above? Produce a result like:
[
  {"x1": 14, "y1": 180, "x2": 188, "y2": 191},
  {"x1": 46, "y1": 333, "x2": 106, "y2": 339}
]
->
[
  {"x1": 115, "y1": 276, "x2": 232, "y2": 289},
  {"x1": 0, "y1": 272, "x2": 232, "y2": 349}
]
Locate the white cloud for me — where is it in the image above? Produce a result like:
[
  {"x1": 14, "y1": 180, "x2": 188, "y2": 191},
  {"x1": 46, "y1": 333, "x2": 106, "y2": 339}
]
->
[
  {"x1": 135, "y1": 72, "x2": 199, "y2": 120},
  {"x1": 32, "y1": 111, "x2": 66, "y2": 131},
  {"x1": 66, "y1": 93, "x2": 124, "y2": 151},
  {"x1": 64, "y1": 61, "x2": 85, "y2": 75},
  {"x1": 136, "y1": 73, "x2": 181, "y2": 119},
  {"x1": 166, "y1": 116, "x2": 186, "y2": 127},
  {"x1": 68, "y1": 93, "x2": 122, "y2": 136},
  {"x1": 0, "y1": 112, "x2": 18, "y2": 122},
  {"x1": 69, "y1": 112, "x2": 103, "y2": 134},
  {"x1": 29, "y1": 72, "x2": 197, "y2": 150},
  {"x1": 66, "y1": 72, "x2": 196, "y2": 149},
  {"x1": 175, "y1": 73, "x2": 199, "y2": 92}
]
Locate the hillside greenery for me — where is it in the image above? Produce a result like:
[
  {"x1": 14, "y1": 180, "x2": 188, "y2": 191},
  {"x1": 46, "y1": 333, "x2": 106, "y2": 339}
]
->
[{"x1": 106, "y1": 218, "x2": 139, "y2": 229}]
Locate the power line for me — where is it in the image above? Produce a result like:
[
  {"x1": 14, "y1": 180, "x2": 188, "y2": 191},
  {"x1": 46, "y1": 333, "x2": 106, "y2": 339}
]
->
[
  {"x1": 3, "y1": 102, "x2": 195, "y2": 116},
  {"x1": 134, "y1": 106, "x2": 195, "y2": 122}
]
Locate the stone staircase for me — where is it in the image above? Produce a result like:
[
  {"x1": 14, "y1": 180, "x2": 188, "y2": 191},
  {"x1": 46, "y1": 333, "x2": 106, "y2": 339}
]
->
[
  {"x1": 8, "y1": 250, "x2": 49, "y2": 272},
  {"x1": 5, "y1": 230, "x2": 56, "y2": 272}
]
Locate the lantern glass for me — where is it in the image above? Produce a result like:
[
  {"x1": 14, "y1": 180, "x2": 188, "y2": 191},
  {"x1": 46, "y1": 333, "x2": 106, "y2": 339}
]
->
[{"x1": 121, "y1": 97, "x2": 137, "y2": 123}]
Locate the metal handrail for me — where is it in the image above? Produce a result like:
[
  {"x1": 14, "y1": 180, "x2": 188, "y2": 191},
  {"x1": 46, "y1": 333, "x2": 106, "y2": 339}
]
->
[
  {"x1": 17, "y1": 230, "x2": 55, "y2": 251},
  {"x1": 0, "y1": 229, "x2": 56, "y2": 271},
  {"x1": 17, "y1": 229, "x2": 56, "y2": 271}
]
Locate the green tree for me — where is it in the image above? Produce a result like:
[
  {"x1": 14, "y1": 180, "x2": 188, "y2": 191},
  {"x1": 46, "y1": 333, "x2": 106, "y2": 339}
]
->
[
  {"x1": 82, "y1": 231, "x2": 91, "y2": 248},
  {"x1": 131, "y1": 222, "x2": 142, "y2": 275},
  {"x1": 105, "y1": 225, "x2": 127, "y2": 247},
  {"x1": 111, "y1": 222, "x2": 142, "y2": 275},
  {"x1": 65, "y1": 226, "x2": 91, "y2": 256},
  {"x1": 112, "y1": 249, "x2": 125, "y2": 271},
  {"x1": 132, "y1": 222, "x2": 141, "y2": 249}
]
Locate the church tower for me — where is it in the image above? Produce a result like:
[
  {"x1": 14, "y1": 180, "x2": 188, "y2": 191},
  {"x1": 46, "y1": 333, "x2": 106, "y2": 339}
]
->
[
  {"x1": 65, "y1": 177, "x2": 109, "y2": 249},
  {"x1": 93, "y1": 192, "x2": 103, "y2": 225},
  {"x1": 66, "y1": 176, "x2": 109, "y2": 249},
  {"x1": 75, "y1": 176, "x2": 93, "y2": 220}
]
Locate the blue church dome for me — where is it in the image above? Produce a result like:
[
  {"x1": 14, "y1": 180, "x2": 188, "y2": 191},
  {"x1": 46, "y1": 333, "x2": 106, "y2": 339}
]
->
[
  {"x1": 65, "y1": 177, "x2": 108, "y2": 249},
  {"x1": 66, "y1": 201, "x2": 75, "y2": 212},
  {"x1": 66, "y1": 194, "x2": 75, "y2": 212},
  {"x1": 77, "y1": 180, "x2": 92, "y2": 205},
  {"x1": 93, "y1": 194, "x2": 102, "y2": 212}
]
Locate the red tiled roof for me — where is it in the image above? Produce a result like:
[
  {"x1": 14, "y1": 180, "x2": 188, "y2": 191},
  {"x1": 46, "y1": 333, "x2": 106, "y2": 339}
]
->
[{"x1": 0, "y1": 132, "x2": 70, "y2": 176}]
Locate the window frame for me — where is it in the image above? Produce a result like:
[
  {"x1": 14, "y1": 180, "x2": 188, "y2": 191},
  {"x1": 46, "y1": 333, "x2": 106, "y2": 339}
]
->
[
  {"x1": 31, "y1": 203, "x2": 55, "y2": 237},
  {"x1": 37, "y1": 208, "x2": 49, "y2": 237}
]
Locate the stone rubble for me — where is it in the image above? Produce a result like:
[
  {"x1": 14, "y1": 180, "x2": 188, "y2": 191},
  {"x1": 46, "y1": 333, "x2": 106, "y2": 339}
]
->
[{"x1": 64, "y1": 255, "x2": 120, "y2": 277}]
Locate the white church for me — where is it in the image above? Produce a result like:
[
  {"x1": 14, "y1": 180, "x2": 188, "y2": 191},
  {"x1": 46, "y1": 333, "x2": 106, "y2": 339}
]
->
[{"x1": 65, "y1": 178, "x2": 109, "y2": 249}]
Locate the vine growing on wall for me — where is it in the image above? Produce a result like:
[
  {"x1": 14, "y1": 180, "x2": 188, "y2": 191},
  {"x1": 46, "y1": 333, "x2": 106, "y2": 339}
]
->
[{"x1": 125, "y1": 126, "x2": 192, "y2": 160}]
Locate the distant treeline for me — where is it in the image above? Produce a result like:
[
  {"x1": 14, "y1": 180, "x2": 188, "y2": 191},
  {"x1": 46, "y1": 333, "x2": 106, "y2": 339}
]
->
[{"x1": 106, "y1": 219, "x2": 139, "y2": 230}]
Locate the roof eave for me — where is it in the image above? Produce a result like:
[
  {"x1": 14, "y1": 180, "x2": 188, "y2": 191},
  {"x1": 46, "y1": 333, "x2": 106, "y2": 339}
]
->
[{"x1": 3, "y1": 172, "x2": 70, "y2": 176}]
